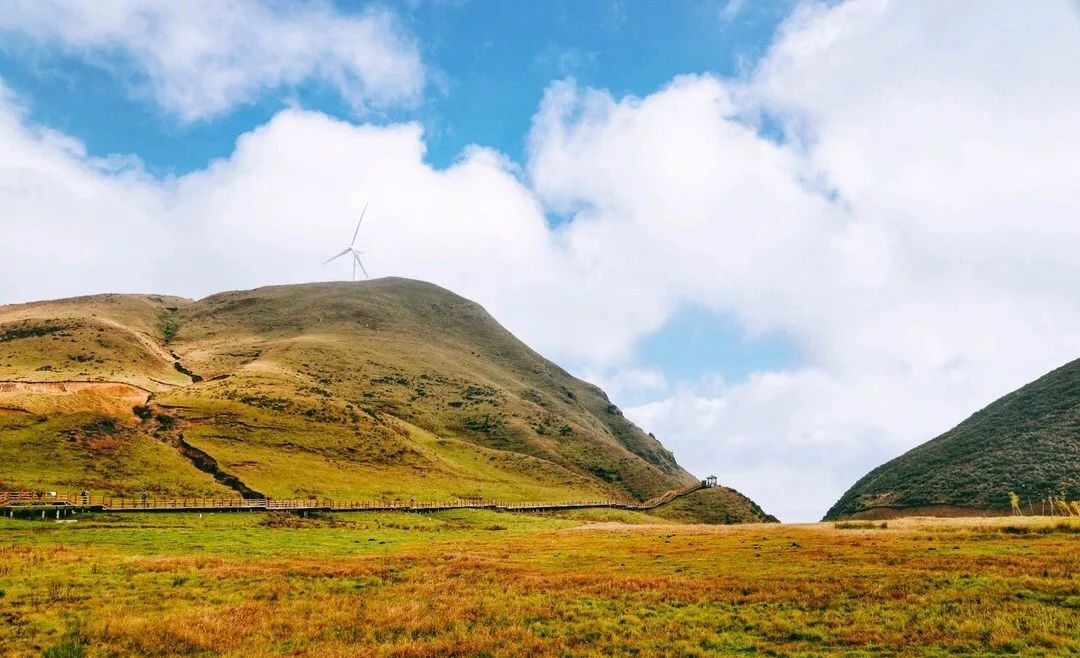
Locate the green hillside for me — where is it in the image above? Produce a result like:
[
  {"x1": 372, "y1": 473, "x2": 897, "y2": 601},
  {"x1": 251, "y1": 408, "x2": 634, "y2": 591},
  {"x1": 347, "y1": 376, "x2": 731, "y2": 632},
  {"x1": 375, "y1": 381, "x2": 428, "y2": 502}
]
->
[
  {"x1": 650, "y1": 486, "x2": 778, "y2": 524},
  {"x1": 825, "y1": 358, "x2": 1080, "y2": 519},
  {"x1": 0, "y1": 278, "x2": 752, "y2": 516}
]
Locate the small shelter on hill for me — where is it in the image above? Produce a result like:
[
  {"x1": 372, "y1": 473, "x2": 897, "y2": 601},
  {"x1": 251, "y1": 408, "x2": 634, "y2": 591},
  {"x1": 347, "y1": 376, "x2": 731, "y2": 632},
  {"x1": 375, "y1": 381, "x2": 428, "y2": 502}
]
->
[{"x1": 703, "y1": 475, "x2": 718, "y2": 488}]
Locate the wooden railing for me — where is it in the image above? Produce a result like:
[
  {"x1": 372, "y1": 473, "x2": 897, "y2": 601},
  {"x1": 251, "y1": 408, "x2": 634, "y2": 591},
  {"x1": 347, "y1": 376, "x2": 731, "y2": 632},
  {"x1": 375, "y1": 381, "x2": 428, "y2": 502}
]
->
[{"x1": 0, "y1": 486, "x2": 702, "y2": 514}]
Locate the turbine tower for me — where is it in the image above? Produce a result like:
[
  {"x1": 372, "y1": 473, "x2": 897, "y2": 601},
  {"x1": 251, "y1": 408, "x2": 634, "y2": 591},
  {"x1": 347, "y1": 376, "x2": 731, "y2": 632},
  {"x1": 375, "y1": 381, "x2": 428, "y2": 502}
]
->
[{"x1": 323, "y1": 205, "x2": 370, "y2": 281}]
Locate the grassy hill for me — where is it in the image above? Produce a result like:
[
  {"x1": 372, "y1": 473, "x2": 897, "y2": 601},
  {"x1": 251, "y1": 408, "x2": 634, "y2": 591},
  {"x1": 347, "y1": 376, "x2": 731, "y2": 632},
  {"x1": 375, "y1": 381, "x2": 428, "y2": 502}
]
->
[
  {"x1": 825, "y1": 358, "x2": 1080, "y2": 519},
  {"x1": 0, "y1": 278, "x2": 745, "y2": 514},
  {"x1": 650, "y1": 486, "x2": 778, "y2": 524}
]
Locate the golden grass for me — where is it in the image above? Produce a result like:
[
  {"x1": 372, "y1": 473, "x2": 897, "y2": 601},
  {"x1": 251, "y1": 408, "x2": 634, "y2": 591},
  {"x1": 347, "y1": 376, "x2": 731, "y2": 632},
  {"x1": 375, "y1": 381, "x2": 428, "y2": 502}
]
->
[{"x1": 1, "y1": 513, "x2": 1077, "y2": 656}]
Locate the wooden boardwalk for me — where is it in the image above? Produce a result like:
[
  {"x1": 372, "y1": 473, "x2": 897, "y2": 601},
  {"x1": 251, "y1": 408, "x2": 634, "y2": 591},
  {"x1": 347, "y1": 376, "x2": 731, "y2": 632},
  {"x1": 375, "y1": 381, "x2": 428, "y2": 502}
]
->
[{"x1": 1, "y1": 484, "x2": 701, "y2": 515}]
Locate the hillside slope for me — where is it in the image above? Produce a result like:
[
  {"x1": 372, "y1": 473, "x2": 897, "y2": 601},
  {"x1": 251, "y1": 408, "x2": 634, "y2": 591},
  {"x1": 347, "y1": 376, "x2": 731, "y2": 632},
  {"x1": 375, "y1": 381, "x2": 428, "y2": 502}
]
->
[
  {"x1": 825, "y1": 358, "x2": 1080, "y2": 520},
  {"x1": 0, "y1": 279, "x2": 719, "y2": 509},
  {"x1": 650, "y1": 486, "x2": 778, "y2": 524}
]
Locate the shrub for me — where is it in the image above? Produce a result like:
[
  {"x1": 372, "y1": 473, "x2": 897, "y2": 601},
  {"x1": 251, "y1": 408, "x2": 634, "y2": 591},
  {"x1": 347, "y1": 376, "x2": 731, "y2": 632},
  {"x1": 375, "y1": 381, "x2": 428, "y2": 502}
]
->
[
  {"x1": 835, "y1": 521, "x2": 888, "y2": 530},
  {"x1": 155, "y1": 310, "x2": 180, "y2": 343},
  {"x1": 1052, "y1": 496, "x2": 1074, "y2": 517},
  {"x1": 1009, "y1": 491, "x2": 1022, "y2": 516},
  {"x1": 0, "y1": 323, "x2": 66, "y2": 343}
]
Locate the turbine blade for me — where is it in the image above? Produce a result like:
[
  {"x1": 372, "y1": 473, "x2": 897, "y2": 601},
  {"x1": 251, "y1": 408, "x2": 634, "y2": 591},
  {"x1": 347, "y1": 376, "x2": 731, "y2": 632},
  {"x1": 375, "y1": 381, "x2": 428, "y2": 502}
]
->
[
  {"x1": 351, "y1": 204, "x2": 367, "y2": 246},
  {"x1": 352, "y1": 251, "x2": 369, "y2": 278},
  {"x1": 323, "y1": 248, "x2": 351, "y2": 265}
]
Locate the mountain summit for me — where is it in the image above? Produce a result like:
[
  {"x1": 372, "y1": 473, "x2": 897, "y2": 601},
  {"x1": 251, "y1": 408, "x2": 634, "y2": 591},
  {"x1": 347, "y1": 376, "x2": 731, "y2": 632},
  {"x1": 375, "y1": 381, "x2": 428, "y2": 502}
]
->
[{"x1": 1, "y1": 278, "x2": 770, "y2": 521}]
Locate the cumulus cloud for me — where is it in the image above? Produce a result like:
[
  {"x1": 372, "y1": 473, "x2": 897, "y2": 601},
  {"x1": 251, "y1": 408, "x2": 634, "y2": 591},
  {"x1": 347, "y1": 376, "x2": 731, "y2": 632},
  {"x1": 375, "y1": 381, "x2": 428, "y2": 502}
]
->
[
  {"x1": 2, "y1": 1, "x2": 1079, "y2": 520},
  {"x1": 620, "y1": 0, "x2": 1080, "y2": 519},
  {"x1": 0, "y1": 0, "x2": 424, "y2": 120}
]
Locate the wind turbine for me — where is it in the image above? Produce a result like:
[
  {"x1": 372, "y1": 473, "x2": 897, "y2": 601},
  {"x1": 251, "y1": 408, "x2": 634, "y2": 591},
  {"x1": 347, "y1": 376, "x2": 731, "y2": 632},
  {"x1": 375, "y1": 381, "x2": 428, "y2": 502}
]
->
[{"x1": 323, "y1": 205, "x2": 370, "y2": 281}]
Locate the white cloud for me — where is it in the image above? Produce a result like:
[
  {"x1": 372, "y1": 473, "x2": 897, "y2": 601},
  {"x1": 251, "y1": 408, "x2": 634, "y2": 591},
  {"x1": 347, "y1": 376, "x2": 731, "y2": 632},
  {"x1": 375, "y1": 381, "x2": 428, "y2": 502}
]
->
[
  {"x1": 720, "y1": 0, "x2": 746, "y2": 23},
  {"x1": 619, "y1": 0, "x2": 1080, "y2": 519},
  {"x1": 0, "y1": 0, "x2": 424, "y2": 120},
  {"x1": 2, "y1": 1, "x2": 1080, "y2": 521},
  {"x1": 575, "y1": 366, "x2": 670, "y2": 406}
]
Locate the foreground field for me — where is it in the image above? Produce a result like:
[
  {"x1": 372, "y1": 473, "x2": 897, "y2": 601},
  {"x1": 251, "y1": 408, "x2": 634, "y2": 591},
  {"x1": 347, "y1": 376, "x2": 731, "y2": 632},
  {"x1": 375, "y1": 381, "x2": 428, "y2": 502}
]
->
[{"x1": 1, "y1": 512, "x2": 1077, "y2": 656}]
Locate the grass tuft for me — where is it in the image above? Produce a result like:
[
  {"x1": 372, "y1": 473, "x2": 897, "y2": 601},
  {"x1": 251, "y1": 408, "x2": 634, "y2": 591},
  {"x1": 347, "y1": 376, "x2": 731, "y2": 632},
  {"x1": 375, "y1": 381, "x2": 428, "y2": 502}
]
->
[{"x1": 42, "y1": 640, "x2": 85, "y2": 658}]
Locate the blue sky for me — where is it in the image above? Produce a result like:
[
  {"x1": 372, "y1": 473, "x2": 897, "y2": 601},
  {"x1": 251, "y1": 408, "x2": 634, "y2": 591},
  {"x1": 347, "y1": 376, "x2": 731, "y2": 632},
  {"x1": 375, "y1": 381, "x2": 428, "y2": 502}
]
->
[
  {"x1": 0, "y1": 1, "x2": 795, "y2": 172},
  {"x1": 0, "y1": 0, "x2": 799, "y2": 386},
  {"x1": 2, "y1": 1, "x2": 1078, "y2": 521}
]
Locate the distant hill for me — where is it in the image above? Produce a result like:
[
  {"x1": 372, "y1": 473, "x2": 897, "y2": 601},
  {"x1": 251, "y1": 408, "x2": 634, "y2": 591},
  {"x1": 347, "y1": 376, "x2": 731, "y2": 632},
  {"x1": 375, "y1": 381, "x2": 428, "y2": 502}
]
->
[
  {"x1": 650, "y1": 486, "x2": 778, "y2": 524},
  {"x1": 825, "y1": 358, "x2": 1080, "y2": 520},
  {"x1": 0, "y1": 278, "x2": 768, "y2": 522}
]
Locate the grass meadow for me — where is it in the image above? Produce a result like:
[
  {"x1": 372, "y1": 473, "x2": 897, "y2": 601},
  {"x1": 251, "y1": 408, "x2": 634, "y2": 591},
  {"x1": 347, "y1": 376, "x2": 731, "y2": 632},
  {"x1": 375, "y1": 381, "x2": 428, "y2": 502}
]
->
[{"x1": 0, "y1": 512, "x2": 1077, "y2": 657}]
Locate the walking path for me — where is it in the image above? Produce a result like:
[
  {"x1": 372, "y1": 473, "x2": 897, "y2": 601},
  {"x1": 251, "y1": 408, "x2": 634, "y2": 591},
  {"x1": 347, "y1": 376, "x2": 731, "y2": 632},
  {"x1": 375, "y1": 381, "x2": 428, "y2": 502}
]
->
[{"x1": 1, "y1": 484, "x2": 702, "y2": 516}]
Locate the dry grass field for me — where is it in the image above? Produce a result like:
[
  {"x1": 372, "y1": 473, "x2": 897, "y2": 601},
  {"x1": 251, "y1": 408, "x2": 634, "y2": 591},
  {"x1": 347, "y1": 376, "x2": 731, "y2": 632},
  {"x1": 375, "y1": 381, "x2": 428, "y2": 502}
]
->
[{"x1": 1, "y1": 512, "x2": 1077, "y2": 657}]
